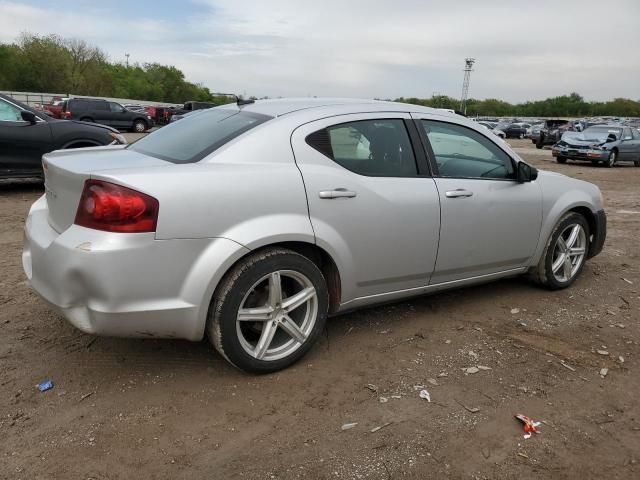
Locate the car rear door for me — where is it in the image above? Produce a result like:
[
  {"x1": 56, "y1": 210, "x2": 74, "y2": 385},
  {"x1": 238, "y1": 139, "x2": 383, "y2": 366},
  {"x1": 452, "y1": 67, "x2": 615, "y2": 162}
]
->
[
  {"x1": 0, "y1": 98, "x2": 52, "y2": 177},
  {"x1": 90, "y1": 101, "x2": 111, "y2": 126},
  {"x1": 412, "y1": 114, "x2": 542, "y2": 284},
  {"x1": 291, "y1": 112, "x2": 441, "y2": 305}
]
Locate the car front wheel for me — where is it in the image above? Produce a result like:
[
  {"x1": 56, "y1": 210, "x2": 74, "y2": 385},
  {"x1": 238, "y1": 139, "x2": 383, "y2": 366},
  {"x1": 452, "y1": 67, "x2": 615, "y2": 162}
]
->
[
  {"x1": 207, "y1": 248, "x2": 328, "y2": 373},
  {"x1": 531, "y1": 212, "x2": 589, "y2": 290},
  {"x1": 556, "y1": 156, "x2": 567, "y2": 164},
  {"x1": 605, "y1": 150, "x2": 617, "y2": 168}
]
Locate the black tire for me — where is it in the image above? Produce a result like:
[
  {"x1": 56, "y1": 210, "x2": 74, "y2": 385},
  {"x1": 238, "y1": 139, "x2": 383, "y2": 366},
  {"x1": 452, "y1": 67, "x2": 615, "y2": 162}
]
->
[
  {"x1": 634, "y1": 159, "x2": 640, "y2": 167},
  {"x1": 605, "y1": 150, "x2": 617, "y2": 168},
  {"x1": 530, "y1": 212, "x2": 590, "y2": 290},
  {"x1": 556, "y1": 156, "x2": 567, "y2": 164},
  {"x1": 132, "y1": 119, "x2": 147, "y2": 133},
  {"x1": 207, "y1": 248, "x2": 329, "y2": 373},
  {"x1": 536, "y1": 134, "x2": 544, "y2": 149}
]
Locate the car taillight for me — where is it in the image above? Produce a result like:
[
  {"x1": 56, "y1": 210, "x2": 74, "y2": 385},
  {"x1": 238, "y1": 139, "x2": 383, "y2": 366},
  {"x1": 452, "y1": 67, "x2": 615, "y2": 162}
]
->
[
  {"x1": 74, "y1": 180, "x2": 159, "y2": 233},
  {"x1": 64, "y1": 111, "x2": 71, "y2": 119}
]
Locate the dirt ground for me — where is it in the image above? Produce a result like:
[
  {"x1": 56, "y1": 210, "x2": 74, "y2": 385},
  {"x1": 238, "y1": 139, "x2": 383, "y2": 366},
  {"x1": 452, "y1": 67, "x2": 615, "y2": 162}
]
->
[{"x1": 1, "y1": 138, "x2": 639, "y2": 479}]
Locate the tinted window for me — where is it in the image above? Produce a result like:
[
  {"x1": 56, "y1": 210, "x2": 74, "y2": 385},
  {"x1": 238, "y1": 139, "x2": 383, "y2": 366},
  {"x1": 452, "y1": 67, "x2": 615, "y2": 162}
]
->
[
  {"x1": 0, "y1": 99, "x2": 22, "y2": 121},
  {"x1": 307, "y1": 119, "x2": 418, "y2": 177},
  {"x1": 129, "y1": 109, "x2": 271, "y2": 164},
  {"x1": 109, "y1": 102, "x2": 124, "y2": 113},
  {"x1": 421, "y1": 120, "x2": 515, "y2": 179},
  {"x1": 91, "y1": 101, "x2": 108, "y2": 111},
  {"x1": 69, "y1": 100, "x2": 87, "y2": 111}
]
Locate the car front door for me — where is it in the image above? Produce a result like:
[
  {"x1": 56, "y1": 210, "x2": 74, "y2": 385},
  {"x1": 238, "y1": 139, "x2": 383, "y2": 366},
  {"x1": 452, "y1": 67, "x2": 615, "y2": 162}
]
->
[
  {"x1": 618, "y1": 128, "x2": 635, "y2": 161},
  {"x1": 108, "y1": 102, "x2": 128, "y2": 129},
  {"x1": 0, "y1": 98, "x2": 52, "y2": 177},
  {"x1": 291, "y1": 113, "x2": 441, "y2": 305},
  {"x1": 412, "y1": 115, "x2": 542, "y2": 284}
]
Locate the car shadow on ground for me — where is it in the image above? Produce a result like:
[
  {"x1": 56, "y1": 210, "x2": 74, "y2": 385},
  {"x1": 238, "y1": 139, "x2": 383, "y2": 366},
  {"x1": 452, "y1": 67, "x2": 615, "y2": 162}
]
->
[{"x1": 55, "y1": 274, "x2": 543, "y2": 379}]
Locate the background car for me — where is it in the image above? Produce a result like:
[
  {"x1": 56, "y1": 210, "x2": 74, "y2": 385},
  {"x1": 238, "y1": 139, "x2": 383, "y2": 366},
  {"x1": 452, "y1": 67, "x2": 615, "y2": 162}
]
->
[
  {"x1": 0, "y1": 93, "x2": 126, "y2": 179},
  {"x1": 526, "y1": 123, "x2": 544, "y2": 143},
  {"x1": 493, "y1": 122, "x2": 529, "y2": 139},
  {"x1": 61, "y1": 98, "x2": 154, "y2": 132},
  {"x1": 23, "y1": 98, "x2": 606, "y2": 373},
  {"x1": 537, "y1": 119, "x2": 572, "y2": 148},
  {"x1": 553, "y1": 125, "x2": 640, "y2": 167}
]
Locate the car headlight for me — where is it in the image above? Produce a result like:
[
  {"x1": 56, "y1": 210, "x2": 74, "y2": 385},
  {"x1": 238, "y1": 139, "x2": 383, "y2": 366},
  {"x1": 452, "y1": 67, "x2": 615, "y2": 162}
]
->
[{"x1": 109, "y1": 132, "x2": 127, "y2": 145}]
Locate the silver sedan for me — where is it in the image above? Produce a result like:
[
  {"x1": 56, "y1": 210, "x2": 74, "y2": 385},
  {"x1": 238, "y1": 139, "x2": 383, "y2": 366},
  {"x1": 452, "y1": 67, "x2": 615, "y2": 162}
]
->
[{"x1": 23, "y1": 98, "x2": 606, "y2": 372}]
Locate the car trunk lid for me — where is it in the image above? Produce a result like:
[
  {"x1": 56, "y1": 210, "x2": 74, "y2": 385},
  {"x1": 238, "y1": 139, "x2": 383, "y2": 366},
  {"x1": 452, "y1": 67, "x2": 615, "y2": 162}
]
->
[{"x1": 43, "y1": 145, "x2": 168, "y2": 233}]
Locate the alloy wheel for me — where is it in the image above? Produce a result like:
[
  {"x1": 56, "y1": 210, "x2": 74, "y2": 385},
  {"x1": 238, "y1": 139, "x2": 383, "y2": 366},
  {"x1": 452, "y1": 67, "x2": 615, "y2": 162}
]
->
[
  {"x1": 551, "y1": 224, "x2": 587, "y2": 283},
  {"x1": 236, "y1": 270, "x2": 318, "y2": 361}
]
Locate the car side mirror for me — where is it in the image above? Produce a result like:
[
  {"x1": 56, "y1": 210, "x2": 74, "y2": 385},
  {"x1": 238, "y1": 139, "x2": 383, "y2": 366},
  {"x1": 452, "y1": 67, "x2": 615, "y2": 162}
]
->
[
  {"x1": 517, "y1": 161, "x2": 538, "y2": 183},
  {"x1": 21, "y1": 110, "x2": 37, "y2": 124},
  {"x1": 606, "y1": 134, "x2": 616, "y2": 143}
]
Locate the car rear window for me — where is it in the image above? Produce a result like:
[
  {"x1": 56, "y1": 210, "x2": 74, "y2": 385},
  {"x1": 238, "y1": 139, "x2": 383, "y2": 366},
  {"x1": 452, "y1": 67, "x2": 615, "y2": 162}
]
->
[{"x1": 128, "y1": 109, "x2": 272, "y2": 163}]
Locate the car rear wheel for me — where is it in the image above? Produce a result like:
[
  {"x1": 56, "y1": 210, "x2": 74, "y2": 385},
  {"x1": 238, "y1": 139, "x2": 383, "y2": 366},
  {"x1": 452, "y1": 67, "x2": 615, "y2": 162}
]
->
[
  {"x1": 556, "y1": 156, "x2": 567, "y2": 164},
  {"x1": 634, "y1": 159, "x2": 640, "y2": 167},
  {"x1": 207, "y1": 248, "x2": 328, "y2": 373},
  {"x1": 605, "y1": 150, "x2": 617, "y2": 168},
  {"x1": 530, "y1": 212, "x2": 589, "y2": 290},
  {"x1": 133, "y1": 120, "x2": 147, "y2": 133}
]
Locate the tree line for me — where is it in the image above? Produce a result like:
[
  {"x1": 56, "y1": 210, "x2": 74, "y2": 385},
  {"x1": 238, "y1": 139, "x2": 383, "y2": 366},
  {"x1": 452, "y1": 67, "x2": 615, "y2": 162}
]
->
[
  {"x1": 395, "y1": 93, "x2": 640, "y2": 118},
  {"x1": 0, "y1": 33, "x2": 222, "y2": 104},
  {"x1": 1, "y1": 33, "x2": 638, "y2": 116}
]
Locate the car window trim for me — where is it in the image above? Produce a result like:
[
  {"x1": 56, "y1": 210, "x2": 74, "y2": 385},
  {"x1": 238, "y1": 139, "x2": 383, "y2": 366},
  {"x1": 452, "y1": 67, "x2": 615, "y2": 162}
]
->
[
  {"x1": 305, "y1": 117, "x2": 427, "y2": 179},
  {"x1": 0, "y1": 97, "x2": 46, "y2": 123},
  {"x1": 412, "y1": 118, "x2": 519, "y2": 182}
]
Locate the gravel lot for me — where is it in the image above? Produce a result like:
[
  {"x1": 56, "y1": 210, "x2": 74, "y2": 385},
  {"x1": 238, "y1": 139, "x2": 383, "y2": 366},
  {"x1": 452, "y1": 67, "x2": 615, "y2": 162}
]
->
[{"x1": 1, "y1": 139, "x2": 639, "y2": 479}]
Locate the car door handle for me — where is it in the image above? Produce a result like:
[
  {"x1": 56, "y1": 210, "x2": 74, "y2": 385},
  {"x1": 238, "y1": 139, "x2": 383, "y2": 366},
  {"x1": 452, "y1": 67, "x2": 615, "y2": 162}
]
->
[
  {"x1": 445, "y1": 189, "x2": 474, "y2": 198},
  {"x1": 318, "y1": 188, "x2": 357, "y2": 199}
]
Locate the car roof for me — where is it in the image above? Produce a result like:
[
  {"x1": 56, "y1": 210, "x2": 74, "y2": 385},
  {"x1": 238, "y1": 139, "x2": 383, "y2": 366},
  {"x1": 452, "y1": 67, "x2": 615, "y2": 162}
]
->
[{"x1": 217, "y1": 97, "x2": 454, "y2": 118}]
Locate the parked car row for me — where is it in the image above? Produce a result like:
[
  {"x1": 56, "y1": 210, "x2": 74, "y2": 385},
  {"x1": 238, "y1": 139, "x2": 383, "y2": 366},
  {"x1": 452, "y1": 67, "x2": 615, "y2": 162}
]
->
[{"x1": 0, "y1": 93, "x2": 126, "y2": 179}]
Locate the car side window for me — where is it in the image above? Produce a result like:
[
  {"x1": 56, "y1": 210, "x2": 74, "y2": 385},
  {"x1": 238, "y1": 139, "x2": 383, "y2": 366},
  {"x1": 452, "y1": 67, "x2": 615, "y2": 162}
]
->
[
  {"x1": 306, "y1": 119, "x2": 418, "y2": 177},
  {"x1": 90, "y1": 101, "x2": 108, "y2": 111},
  {"x1": 109, "y1": 102, "x2": 124, "y2": 113},
  {"x1": 0, "y1": 99, "x2": 23, "y2": 122},
  {"x1": 632, "y1": 129, "x2": 640, "y2": 140},
  {"x1": 623, "y1": 128, "x2": 633, "y2": 140},
  {"x1": 421, "y1": 120, "x2": 515, "y2": 179}
]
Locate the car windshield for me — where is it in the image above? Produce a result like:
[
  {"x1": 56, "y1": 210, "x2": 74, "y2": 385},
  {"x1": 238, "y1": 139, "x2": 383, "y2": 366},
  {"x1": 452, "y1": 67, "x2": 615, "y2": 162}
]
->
[
  {"x1": 128, "y1": 108, "x2": 272, "y2": 163},
  {"x1": 581, "y1": 127, "x2": 622, "y2": 142}
]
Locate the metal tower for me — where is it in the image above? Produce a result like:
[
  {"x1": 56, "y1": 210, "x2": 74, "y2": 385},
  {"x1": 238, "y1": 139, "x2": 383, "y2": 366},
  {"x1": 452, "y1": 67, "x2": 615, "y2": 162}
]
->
[{"x1": 459, "y1": 58, "x2": 475, "y2": 115}]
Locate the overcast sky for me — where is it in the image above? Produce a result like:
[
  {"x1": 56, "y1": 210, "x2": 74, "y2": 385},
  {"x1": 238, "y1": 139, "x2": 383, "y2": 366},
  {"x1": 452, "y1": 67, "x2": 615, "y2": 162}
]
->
[{"x1": 1, "y1": 0, "x2": 639, "y2": 102}]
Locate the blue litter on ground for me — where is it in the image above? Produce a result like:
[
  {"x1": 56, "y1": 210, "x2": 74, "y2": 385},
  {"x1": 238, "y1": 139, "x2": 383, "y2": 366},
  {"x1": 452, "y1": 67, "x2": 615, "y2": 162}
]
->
[{"x1": 37, "y1": 380, "x2": 54, "y2": 392}]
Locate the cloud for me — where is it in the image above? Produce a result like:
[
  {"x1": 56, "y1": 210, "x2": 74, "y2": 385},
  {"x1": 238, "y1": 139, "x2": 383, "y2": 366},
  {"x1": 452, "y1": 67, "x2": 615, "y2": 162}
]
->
[{"x1": 1, "y1": 0, "x2": 639, "y2": 101}]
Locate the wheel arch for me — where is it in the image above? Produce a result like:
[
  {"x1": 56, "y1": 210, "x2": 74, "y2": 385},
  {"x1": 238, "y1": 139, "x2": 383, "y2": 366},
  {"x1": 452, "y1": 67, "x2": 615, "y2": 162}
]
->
[
  {"x1": 61, "y1": 139, "x2": 102, "y2": 149},
  {"x1": 213, "y1": 241, "x2": 342, "y2": 316}
]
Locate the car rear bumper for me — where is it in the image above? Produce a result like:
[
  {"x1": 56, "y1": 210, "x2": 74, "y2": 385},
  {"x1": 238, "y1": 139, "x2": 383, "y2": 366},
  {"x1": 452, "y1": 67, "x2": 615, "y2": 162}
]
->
[
  {"x1": 588, "y1": 209, "x2": 606, "y2": 258},
  {"x1": 23, "y1": 195, "x2": 248, "y2": 341}
]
